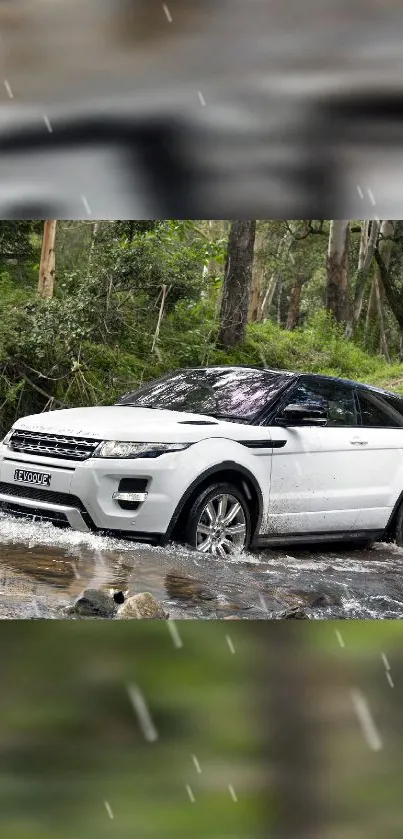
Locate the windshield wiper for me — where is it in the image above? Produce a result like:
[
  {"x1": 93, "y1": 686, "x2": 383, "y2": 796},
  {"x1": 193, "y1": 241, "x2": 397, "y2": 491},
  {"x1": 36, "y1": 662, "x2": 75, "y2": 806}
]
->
[{"x1": 205, "y1": 413, "x2": 248, "y2": 422}]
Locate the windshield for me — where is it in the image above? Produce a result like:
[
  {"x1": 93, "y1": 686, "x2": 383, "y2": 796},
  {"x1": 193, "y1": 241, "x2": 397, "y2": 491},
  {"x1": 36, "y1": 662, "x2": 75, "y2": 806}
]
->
[{"x1": 116, "y1": 368, "x2": 291, "y2": 421}]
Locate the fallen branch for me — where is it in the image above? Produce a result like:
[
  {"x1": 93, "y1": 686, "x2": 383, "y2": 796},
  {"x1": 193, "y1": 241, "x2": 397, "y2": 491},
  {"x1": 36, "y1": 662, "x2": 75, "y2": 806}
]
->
[
  {"x1": 151, "y1": 284, "x2": 168, "y2": 352},
  {"x1": 20, "y1": 373, "x2": 66, "y2": 408}
]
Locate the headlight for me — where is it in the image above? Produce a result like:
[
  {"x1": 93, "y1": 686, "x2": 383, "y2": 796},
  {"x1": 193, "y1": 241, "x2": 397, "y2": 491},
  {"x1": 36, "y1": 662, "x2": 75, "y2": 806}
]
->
[
  {"x1": 1, "y1": 430, "x2": 13, "y2": 446},
  {"x1": 93, "y1": 441, "x2": 192, "y2": 459}
]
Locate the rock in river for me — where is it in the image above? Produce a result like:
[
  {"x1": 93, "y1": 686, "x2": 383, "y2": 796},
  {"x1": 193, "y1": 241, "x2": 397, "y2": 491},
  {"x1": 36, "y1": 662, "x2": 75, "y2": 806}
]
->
[
  {"x1": 71, "y1": 588, "x2": 118, "y2": 618},
  {"x1": 276, "y1": 605, "x2": 309, "y2": 620},
  {"x1": 116, "y1": 592, "x2": 167, "y2": 620}
]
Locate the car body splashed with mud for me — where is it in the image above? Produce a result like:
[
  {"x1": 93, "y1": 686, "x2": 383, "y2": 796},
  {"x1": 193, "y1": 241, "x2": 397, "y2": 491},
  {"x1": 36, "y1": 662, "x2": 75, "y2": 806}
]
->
[{"x1": 2, "y1": 366, "x2": 403, "y2": 556}]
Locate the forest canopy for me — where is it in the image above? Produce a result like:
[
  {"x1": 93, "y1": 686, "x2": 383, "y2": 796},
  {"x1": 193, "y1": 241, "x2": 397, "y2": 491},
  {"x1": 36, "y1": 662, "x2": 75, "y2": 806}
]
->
[{"x1": 1, "y1": 218, "x2": 403, "y2": 436}]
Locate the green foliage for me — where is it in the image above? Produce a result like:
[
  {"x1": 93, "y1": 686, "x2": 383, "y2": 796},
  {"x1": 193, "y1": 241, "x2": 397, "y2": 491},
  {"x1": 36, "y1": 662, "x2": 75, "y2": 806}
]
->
[
  {"x1": 208, "y1": 311, "x2": 403, "y2": 387},
  {"x1": 0, "y1": 221, "x2": 42, "y2": 263},
  {"x1": 2, "y1": 220, "x2": 403, "y2": 437}
]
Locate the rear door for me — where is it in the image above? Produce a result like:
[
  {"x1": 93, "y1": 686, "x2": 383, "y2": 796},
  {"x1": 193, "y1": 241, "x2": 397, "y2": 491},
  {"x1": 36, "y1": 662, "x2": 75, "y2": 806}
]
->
[
  {"x1": 264, "y1": 376, "x2": 384, "y2": 537},
  {"x1": 353, "y1": 388, "x2": 403, "y2": 524}
]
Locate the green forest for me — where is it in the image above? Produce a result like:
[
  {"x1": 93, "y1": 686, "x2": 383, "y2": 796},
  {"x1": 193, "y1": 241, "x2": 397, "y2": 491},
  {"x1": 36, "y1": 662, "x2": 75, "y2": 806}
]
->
[{"x1": 2, "y1": 219, "x2": 403, "y2": 437}]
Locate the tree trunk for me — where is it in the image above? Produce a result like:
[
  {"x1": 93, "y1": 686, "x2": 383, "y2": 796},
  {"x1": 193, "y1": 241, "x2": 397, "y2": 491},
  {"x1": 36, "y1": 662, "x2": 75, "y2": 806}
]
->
[
  {"x1": 286, "y1": 276, "x2": 304, "y2": 330},
  {"x1": 377, "y1": 219, "x2": 394, "y2": 281},
  {"x1": 248, "y1": 267, "x2": 262, "y2": 322},
  {"x1": 276, "y1": 277, "x2": 283, "y2": 326},
  {"x1": 325, "y1": 220, "x2": 350, "y2": 323},
  {"x1": 258, "y1": 273, "x2": 279, "y2": 322},
  {"x1": 375, "y1": 277, "x2": 390, "y2": 361},
  {"x1": 38, "y1": 220, "x2": 57, "y2": 299},
  {"x1": 249, "y1": 225, "x2": 267, "y2": 322},
  {"x1": 87, "y1": 221, "x2": 99, "y2": 276},
  {"x1": 373, "y1": 224, "x2": 403, "y2": 329},
  {"x1": 358, "y1": 219, "x2": 370, "y2": 273},
  {"x1": 201, "y1": 220, "x2": 226, "y2": 280},
  {"x1": 218, "y1": 220, "x2": 256, "y2": 347},
  {"x1": 365, "y1": 276, "x2": 378, "y2": 333},
  {"x1": 257, "y1": 229, "x2": 291, "y2": 322},
  {"x1": 366, "y1": 220, "x2": 395, "y2": 341},
  {"x1": 346, "y1": 219, "x2": 381, "y2": 337}
]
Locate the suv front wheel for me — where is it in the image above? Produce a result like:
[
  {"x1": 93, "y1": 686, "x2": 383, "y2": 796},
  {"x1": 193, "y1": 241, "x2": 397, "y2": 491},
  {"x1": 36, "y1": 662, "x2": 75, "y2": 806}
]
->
[{"x1": 184, "y1": 482, "x2": 251, "y2": 557}]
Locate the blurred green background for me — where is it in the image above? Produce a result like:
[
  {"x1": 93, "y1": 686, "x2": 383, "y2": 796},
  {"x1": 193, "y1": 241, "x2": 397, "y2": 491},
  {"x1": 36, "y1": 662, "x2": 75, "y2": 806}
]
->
[{"x1": 0, "y1": 620, "x2": 403, "y2": 839}]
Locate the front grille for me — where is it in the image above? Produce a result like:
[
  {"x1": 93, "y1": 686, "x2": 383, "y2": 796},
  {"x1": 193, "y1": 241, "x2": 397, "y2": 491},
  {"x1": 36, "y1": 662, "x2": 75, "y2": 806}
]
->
[
  {"x1": 0, "y1": 481, "x2": 86, "y2": 511},
  {"x1": 0, "y1": 482, "x2": 95, "y2": 529},
  {"x1": 9, "y1": 429, "x2": 101, "y2": 461}
]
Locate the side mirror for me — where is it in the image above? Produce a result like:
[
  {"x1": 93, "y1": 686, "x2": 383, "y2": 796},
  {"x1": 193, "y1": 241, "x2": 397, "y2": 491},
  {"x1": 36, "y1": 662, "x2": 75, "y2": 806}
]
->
[{"x1": 276, "y1": 402, "x2": 328, "y2": 426}]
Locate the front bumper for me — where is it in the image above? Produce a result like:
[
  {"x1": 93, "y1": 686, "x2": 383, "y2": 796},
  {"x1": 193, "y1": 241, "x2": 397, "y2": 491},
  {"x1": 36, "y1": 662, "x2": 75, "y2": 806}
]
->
[
  {"x1": 0, "y1": 489, "x2": 91, "y2": 532},
  {"x1": 0, "y1": 447, "x2": 188, "y2": 539}
]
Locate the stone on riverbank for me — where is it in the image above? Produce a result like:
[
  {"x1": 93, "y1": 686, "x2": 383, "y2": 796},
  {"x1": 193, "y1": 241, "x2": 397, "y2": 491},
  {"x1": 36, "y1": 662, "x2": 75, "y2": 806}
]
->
[{"x1": 116, "y1": 592, "x2": 167, "y2": 620}]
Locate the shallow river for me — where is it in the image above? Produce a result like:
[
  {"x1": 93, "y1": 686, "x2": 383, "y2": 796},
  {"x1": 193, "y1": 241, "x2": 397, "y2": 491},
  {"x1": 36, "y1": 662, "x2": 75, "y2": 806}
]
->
[{"x1": 1, "y1": 513, "x2": 403, "y2": 619}]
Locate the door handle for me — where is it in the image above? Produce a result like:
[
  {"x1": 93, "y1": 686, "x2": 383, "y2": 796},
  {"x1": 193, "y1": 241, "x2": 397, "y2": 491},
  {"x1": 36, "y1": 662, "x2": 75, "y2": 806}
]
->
[{"x1": 349, "y1": 438, "x2": 368, "y2": 446}]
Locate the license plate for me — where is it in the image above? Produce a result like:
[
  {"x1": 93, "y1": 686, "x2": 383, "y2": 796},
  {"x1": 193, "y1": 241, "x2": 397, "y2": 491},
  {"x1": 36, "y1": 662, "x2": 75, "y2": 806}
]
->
[{"x1": 14, "y1": 469, "x2": 51, "y2": 487}]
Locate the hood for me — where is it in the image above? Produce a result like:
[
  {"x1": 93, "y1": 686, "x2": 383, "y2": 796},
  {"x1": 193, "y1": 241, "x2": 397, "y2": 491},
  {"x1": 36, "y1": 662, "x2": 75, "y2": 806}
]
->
[{"x1": 12, "y1": 405, "x2": 271, "y2": 444}]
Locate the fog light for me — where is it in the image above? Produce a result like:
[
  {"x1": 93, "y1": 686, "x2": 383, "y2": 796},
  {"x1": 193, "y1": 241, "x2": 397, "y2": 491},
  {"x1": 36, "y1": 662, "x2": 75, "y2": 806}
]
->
[{"x1": 112, "y1": 491, "x2": 148, "y2": 503}]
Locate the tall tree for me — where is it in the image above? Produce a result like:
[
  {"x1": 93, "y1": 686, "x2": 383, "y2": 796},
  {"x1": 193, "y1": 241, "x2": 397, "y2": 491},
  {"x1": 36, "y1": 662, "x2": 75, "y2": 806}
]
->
[
  {"x1": 373, "y1": 221, "x2": 403, "y2": 329},
  {"x1": 343, "y1": 219, "x2": 379, "y2": 338},
  {"x1": 365, "y1": 220, "x2": 394, "y2": 358},
  {"x1": 286, "y1": 274, "x2": 305, "y2": 330},
  {"x1": 218, "y1": 220, "x2": 256, "y2": 347},
  {"x1": 38, "y1": 220, "x2": 57, "y2": 299},
  {"x1": 258, "y1": 224, "x2": 295, "y2": 323},
  {"x1": 325, "y1": 220, "x2": 350, "y2": 323},
  {"x1": 348, "y1": 219, "x2": 380, "y2": 332},
  {"x1": 249, "y1": 223, "x2": 268, "y2": 322}
]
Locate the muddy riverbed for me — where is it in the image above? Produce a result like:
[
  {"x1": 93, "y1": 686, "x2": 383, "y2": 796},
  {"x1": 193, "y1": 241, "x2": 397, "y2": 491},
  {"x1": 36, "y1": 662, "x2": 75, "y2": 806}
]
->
[{"x1": 1, "y1": 512, "x2": 403, "y2": 619}]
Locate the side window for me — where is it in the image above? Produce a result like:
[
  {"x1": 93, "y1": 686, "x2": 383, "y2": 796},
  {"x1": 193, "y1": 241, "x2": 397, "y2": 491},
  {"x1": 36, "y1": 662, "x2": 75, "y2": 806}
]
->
[
  {"x1": 382, "y1": 393, "x2": 403, "y2": 423},
  {"x1": 357, "y1": 392, "x2": 403, "y2": 428},
  {"x1": 281, "y1": 379, "x2": 357, "y2": 427}
]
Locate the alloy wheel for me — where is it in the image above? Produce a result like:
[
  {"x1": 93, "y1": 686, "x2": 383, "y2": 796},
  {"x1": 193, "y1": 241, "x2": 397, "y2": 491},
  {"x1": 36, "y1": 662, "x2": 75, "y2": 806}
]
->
[{"x1": 195, "y1": 492, "x2": 247, "y2": 557}]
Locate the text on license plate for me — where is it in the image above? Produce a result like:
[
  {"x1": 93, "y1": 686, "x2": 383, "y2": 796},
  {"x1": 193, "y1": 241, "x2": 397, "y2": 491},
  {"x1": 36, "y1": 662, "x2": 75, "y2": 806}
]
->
[{"x1": 14, "y1": 469, "x2": 51, "y2": 487}]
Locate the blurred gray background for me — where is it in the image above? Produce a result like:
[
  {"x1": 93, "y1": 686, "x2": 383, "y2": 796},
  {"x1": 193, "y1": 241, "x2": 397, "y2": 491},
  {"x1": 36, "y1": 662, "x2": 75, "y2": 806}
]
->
[{"x1": 0, "y1": 0, "x2": 402, "y2": 218}]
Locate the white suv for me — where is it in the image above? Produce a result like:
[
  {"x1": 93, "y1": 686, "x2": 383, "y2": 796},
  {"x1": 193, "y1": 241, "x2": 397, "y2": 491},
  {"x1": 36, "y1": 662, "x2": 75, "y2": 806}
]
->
[{"x1": 1, "y1": 366, "x2": 403, "y2": 555}]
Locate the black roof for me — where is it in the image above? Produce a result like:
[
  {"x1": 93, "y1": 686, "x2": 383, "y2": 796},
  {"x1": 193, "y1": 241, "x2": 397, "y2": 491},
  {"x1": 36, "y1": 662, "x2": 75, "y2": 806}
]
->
[{"x1": 177, "y1": 365, "x2": 401, "y2": 399}]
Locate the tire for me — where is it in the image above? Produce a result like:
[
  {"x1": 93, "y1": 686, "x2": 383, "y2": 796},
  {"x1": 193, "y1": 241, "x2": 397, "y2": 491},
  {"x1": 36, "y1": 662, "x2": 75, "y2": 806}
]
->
[
  {"x1": 393, "y1": 501, "x2": 403, "y2": 547},
  {"x1": 184, "y1": 482, "x2": 251, "y2": 557}
]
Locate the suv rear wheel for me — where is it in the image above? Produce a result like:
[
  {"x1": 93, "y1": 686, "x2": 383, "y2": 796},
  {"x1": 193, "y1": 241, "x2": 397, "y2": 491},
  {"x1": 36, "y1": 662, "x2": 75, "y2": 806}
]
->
[{"x1": 392, "y1": 500, "x2": 403, "y2": 548}]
